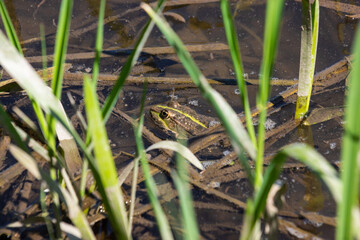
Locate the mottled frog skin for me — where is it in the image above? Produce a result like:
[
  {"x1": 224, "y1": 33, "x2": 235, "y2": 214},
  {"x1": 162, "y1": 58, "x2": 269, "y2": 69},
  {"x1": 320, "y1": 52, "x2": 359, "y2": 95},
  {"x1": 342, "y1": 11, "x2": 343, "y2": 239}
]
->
[{"x1": 149, "y1": 101, "x2": 212, "y2": 138}]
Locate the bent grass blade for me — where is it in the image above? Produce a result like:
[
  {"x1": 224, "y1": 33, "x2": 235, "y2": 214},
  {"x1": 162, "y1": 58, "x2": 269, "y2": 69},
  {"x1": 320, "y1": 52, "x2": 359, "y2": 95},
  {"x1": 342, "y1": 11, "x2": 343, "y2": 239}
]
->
[{"x1": 146, "y1": 140, "x2": 204, "y2": 170}]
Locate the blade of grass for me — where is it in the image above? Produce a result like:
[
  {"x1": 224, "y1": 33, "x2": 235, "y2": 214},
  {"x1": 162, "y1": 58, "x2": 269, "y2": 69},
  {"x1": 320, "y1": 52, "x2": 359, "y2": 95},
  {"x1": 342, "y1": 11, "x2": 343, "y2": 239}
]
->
[
  {"x1": 136, "y1": 133, "x2": 175, "y2": 239},
  {"x1": 128, "y1": 155, "x2": 140, "y2": 233},
  {"x1": 83, "y1": 75, "x2": 130, "y2": 239},
  {"x1": 220, "y1": 0, "x2": 256, "y2": 146},
  {"x1": 255, "y1": 0, "x2": 284, "y2": 190},
  {"x1": 91, "y1": 0, "x2": 106, "y2": 84},
  {"x1": 35, "y1": 24, "x2": 50, "y2": 138},
  {"x1": 51, "y1": 0, "x2": 72, "y2": 98},
  {"x1": 172, "y1": 140, "x2": 200, "y2": 240},
  {"x1": 46, "y1": 0, "x2": 73, "y2": 161},
  {"x1": 295, "y1": 0, "x2": 319, "y2": 120},
  {"x1": 133, "y1": 80, "x2": 174, "y2": 240},
  {"x1": 0, "y1": 0, "x2": 22, "y2": 54},
  {"x1": 101, "y1": 0, "x2": 166, "y2": 122},
  {"x1": 128, "y1": 82, "x2": 147, "y2": 234},
  {"x1": 141, "y1": 3, "x2": 255, "y2": 183},
  {"x1": 146, "y1": 140, "x2": 204, "y2": 171},
  {"x1": 337, "y1": 22, "x2": 360, "y2": 240}
]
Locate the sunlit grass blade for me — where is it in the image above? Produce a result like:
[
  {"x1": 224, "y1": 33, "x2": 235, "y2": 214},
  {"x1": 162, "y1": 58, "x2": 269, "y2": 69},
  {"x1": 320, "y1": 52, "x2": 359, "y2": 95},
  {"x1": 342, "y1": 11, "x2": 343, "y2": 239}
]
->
[
  {"x1": 337, "y1": 23, "x2": 360, "y2": 240},
  {"x1": 9, "y1": 145, "x2": 96, "y2": 240},
  {"x1": 134, "y1": 106, "x2": 174, "y2": 240},
  {"x1": 0, "y1": 1, "x2": 22, "y2": 54},
  {"x1": 141, "y1": 3, "x2": 255, "y2": 183},
  {"x1": 0, "y1": 31, "x2": 69, "y2": 124},
  {"x1": 220, "y1": 0, "x2": 256, "y2": 146},
  {"x1": 101, "y1": 0, "x2": 166, "y2": 122},
  {"x1": 146, "y1": 140, "x2": 204, "y2": 170},
  {"x1": 255, "y1": 0, "x2": 284, "y2": 189},
  {"x1": 295, "y1": 0, "x2": 319, "y2": 120},
  {"x1": 83, "y1": 75, "x2": 130, "y2": 239}
]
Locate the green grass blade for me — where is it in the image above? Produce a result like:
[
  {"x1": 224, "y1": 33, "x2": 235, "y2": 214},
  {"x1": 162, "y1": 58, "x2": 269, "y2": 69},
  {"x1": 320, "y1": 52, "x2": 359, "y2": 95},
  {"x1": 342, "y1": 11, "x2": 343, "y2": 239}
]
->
[
  {"x1": 336, "y1": 23, "x2": 360, "y2": 240},
  {"x1": 51, "y1": 0, "x2": 72, "y2": 98},
  {"x1": 220, "y1": 0, "x2": 256, "y2": 146},
  {"x1": 133, "y1": 82, "x2": 173, "y2": 239},
  {"x1": 101, "y1": 0, "x2": 166, "y2": 122},
  {"x1": 0, "y1": 1, "x2": 22, "y2": 54},
  {"x1": 173, "y1": 142, "x2": 200, "y2": 240},
  {"x1": 128, "y1": 155, "x2": 140, "y2": 233},
  {"x1": 91, "y1": 0, "x2": 106, "y2": 84},
  {"x1": 146, "y1": 140, "x2": 204, "y2": 170},
  {"x1": 46, "y1": 0, "x2": 72, "y2": 154},
  {"x1": 173, "y1": 173, "x2": 199, "y2": 239},
  {"x1": 83, "y1": 75, "x2": 130, "y2": 239},
  {"x1": 128, "y1": 82, "x2": 148, "y2": 234},
  {"x1": 134, "y1": 115, "x2": 174, "y2": 240},
  {"x1": 34, "y1": 24, "x2": 50, "y2": 138},
  {"x1": 255, "y1": 0, "x2": 284, "y2": 189},
  {"x1": 295, "y1": 0, "x2": 319, "y2": 120},
  {"x1": 141, "y1": 3, "x2": 255, "y2": 182}
]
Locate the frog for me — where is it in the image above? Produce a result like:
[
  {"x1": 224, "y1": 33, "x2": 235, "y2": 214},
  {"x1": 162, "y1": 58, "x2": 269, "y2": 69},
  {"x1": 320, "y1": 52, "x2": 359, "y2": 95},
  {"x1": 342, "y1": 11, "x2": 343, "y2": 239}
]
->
[{"x1": 149, "y1": 101, "x2": 217, "y2": 139}]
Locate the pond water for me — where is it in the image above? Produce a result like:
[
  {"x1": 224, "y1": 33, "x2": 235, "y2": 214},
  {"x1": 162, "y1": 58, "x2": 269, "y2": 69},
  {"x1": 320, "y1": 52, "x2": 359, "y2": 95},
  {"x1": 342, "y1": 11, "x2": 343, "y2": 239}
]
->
[{"x1": 0, "y1": 0, "x2": 356, "y2": 239}]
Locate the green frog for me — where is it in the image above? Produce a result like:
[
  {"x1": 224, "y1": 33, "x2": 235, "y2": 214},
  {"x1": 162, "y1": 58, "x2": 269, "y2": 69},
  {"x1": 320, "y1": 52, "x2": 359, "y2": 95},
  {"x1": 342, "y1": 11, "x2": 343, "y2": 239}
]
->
[{"x1": 149, "y1": 101, "x2": 217, "y2": 139}]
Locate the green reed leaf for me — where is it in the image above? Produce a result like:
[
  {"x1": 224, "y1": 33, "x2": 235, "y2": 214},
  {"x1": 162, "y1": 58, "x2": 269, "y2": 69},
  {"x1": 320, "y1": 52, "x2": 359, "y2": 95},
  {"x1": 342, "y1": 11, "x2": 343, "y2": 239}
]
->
[{"x1": 83, "y1": 75, "x2": 130, "y2": 239}]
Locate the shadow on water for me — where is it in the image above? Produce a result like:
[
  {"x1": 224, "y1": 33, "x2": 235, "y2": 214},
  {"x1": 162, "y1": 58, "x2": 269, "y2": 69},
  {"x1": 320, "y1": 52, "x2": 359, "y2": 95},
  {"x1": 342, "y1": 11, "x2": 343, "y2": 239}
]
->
[{"x1": 0, "y1": 0, "x2": 355, "y2": 238}]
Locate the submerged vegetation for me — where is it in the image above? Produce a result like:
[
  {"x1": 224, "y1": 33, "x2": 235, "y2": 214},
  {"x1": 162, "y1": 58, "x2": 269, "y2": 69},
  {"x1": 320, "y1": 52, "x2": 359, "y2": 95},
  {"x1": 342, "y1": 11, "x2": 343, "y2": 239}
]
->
[{"x1": 0, "y1": 0, "x2": 359, "y2": 239}]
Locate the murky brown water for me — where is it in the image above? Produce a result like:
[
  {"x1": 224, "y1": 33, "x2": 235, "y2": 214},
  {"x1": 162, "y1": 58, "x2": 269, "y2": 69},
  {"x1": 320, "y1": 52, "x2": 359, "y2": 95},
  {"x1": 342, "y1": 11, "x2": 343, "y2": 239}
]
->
[{"x1": 0, "y1": 0, "x2": 356, "y2": 239}]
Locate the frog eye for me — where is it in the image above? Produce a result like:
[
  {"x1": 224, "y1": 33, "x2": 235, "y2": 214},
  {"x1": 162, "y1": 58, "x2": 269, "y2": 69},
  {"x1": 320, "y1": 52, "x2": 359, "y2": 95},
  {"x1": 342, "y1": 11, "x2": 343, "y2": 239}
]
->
[{"x1": 159, "y1": 110, "x2": 170, "y2": 119}]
